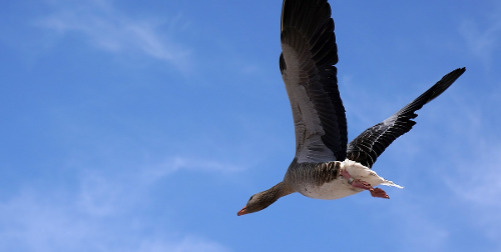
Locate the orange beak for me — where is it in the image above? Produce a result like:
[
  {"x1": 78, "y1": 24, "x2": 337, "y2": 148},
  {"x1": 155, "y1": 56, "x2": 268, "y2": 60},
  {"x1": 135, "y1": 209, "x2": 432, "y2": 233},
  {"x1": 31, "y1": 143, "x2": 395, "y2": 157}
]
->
[{"x1": 237, "y1": 206, "x2": 248, "y2": 216}]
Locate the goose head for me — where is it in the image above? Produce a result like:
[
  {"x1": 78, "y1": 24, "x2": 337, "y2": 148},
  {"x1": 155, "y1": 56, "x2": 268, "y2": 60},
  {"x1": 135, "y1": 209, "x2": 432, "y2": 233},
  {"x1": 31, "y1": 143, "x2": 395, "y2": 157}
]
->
[{"x1": 237, "y1": 182, "x2": 293, "y2": 216}]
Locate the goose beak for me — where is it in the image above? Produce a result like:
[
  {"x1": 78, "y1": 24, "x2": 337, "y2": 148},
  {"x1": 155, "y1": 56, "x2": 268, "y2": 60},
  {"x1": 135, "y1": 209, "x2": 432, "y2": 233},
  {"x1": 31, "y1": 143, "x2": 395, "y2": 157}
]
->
[{"x1": 237, "y1": 206, "x2": 248, "y2": 216}]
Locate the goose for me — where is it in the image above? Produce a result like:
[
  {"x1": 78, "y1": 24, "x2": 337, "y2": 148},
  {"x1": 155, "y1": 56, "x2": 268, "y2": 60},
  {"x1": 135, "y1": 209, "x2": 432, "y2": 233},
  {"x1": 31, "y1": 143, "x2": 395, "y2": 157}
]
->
[{"x1": 237, "y1": 0, "x2": 465, "y2": 216}]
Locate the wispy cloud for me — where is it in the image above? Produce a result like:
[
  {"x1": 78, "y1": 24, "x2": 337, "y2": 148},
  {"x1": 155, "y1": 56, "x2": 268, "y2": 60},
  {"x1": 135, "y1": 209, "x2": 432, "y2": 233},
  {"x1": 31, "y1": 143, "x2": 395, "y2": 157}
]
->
[
  {"x1": 459, "y1": 3, "x2": 501, "y2": 67},
  {"x1": 37, "y1": 0, "x2": 191, "y2": 71},
  {"x1": 137, "y1": 236, "x2": 231, "y2": 252},
  {"x1": 141, "y1": 156, "x2": 244, "y2": 181},
  {"x1": 72, "y1": 154, "x2": 243, "y2": 218},
  {"x1": 430, "y1": 99, "x2": 501, "y2": 246},
  {"x1": 391, "y1": 204, "x2": 450, "y2": 252},
  {"x1": 444, "y1": 140, "x2": 501, "y2": 241},
  {"x1": 0, "y1": 193, "x2": 230, "y2": 252},
  {"x1": 0, "y1": 155, "x2": 235, "y2": 251}
]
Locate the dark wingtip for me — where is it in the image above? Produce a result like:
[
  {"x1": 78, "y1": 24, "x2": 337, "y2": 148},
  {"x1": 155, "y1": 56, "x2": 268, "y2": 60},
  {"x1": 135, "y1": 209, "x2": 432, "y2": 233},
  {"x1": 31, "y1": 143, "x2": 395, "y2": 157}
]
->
[
  {"x1": 446, "y1": 67, "x2": 466, "y2": 78},
  {"x1": 414, "y1": 67, "x2": 467, "y2": 106},
  {"x1": 455, "y1": 67, "x2": 466, "y2": 75}
]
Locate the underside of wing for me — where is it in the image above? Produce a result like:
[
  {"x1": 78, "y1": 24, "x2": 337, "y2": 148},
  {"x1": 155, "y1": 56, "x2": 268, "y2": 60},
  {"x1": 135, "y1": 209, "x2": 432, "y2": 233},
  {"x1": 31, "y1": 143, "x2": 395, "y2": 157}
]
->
[
  {"x1": 346, "y1": 68, "x2": 466, "y2": 168},
  {"x1": 280, "y1": 0, "x2": 347, "y2": 163}
]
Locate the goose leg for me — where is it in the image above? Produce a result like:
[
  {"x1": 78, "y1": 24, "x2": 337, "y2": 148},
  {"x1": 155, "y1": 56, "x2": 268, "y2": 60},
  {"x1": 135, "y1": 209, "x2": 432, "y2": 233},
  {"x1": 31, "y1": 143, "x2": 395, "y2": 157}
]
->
[{"x1": 340, "y1": 170, "x2": 389, "y2": 199}]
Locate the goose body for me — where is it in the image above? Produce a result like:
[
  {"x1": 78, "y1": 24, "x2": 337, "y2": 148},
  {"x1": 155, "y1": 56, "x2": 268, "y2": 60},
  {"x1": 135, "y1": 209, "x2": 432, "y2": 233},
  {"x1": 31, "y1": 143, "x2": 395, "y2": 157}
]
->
[
  {"x1": 237, "y1": 0, "x2": 465, "y2": 216},
  {"x1": 291, "y1": 160, "x2": 403, "y2": 200},
  {"x1": 282, "y1": 159, "x2": 402, "y2": 201}
]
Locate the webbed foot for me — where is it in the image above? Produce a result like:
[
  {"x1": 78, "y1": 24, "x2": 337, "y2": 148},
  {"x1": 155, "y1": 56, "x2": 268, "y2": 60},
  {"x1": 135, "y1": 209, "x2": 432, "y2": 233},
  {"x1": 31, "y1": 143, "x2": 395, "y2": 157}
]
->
[{"x1": 369, "y1": 187, "x2": 389, "y2": 199}]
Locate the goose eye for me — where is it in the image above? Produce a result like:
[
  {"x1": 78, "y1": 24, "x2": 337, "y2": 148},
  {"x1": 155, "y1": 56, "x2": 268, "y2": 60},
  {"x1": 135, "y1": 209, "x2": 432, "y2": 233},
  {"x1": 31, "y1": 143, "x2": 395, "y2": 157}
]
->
[{"x1": 248, "y1": 195, "x2": 254, "y2": 202}]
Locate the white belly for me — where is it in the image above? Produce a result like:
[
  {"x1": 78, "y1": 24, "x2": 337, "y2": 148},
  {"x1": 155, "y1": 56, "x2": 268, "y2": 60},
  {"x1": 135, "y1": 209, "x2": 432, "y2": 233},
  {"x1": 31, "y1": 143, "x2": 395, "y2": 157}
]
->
[
  {"x1": 299, "y1": 159, "x2": 403, "y2": 200},
  {"x1": 301, "y1": 177, "x2": 362, "y2": 200}
]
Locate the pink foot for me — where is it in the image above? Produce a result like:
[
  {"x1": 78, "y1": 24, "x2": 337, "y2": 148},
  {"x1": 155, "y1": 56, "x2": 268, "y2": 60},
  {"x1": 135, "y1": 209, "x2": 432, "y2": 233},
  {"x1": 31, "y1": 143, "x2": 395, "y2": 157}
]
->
[
  {"x1": 340, "y1": 169, "x2": 389, "y2": 199},
  {"x1": 369, "y1": 187, "x2": 390, "y2": 199}
]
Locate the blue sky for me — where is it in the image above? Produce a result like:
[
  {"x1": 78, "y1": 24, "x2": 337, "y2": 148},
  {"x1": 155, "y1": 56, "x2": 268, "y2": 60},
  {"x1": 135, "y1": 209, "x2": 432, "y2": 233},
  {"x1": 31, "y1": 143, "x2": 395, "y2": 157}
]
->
[{"x1": 1, "y1": 0, "x2": 500, "y2": 251}]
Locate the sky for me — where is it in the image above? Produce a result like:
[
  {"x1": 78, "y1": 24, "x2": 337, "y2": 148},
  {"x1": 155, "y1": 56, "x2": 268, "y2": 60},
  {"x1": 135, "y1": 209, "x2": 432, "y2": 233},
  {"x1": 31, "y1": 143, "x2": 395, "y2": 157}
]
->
[{"x1": 1, "y1": 0, "x2": 500, "y2": 251}]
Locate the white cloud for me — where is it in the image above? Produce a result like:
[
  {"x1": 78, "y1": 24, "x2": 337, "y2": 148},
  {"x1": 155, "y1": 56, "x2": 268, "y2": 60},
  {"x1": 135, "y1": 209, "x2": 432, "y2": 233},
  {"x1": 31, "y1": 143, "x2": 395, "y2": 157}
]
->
[
  {"x1": 77, "y1": 172, "x2": 123, "y2": 216},
  {"x1": 392, "y1": 204, "x2": 450, "y2": 252},
  {"x1": 444, "y1": 141, "x2": 501, "y2": 241},
  {"x1": 143, "y1": 156, "x2": 244, "y2": 178},
  {"x1": 447, "y1": 148, "x2": 501, "y2": 208},
  {"x1": 440, "y1": 101, "x2": 501, "y2": 207},
  {"x1": 459, "y1": 4, "x2": 501, "y2": 67},
  {"x1": 37, "y1": 0, "x2": 191, "y2": 70},
  {"x1": 71, "y1": 155, "x2": 243, "y2": 218},
  {"x1": 137, "y1": 236, "x2": 231, "y2": 252},
  {"x1": 431, "y1": 99, "x2": 501, "y2": 245},
  {"x1": 0, "y1": 191, "x2": 94, "y2": 252},
  {"x1": 0, "y1": 155, "x2": 235, "y2": 252}
]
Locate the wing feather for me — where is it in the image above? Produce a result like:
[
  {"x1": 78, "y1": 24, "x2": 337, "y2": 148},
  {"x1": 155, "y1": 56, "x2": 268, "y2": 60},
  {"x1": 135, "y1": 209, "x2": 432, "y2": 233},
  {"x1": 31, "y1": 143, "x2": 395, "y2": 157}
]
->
[
  {"x1": 280, "y1": 0, "x2": 347, "y2": 163},
  {"x1": 346, "y1": 68, "x2": 466, "y2": 168}
]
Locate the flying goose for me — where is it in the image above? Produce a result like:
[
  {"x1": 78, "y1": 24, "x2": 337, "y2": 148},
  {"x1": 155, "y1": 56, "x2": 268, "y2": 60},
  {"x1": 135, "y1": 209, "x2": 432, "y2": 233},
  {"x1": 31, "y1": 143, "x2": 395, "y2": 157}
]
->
[{"x1": 237, "y1": 0, "x2": 465, "y2": 216}]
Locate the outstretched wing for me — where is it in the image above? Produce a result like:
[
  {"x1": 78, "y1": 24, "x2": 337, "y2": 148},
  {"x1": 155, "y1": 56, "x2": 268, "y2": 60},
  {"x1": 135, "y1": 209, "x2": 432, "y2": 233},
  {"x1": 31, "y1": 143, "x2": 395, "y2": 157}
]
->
[
  {"x1": 280, "y1": 0, "x2": 347, "y2": 163},
  {"x1": 346, "y1": 68, "x2": 466, "y2": 168}
]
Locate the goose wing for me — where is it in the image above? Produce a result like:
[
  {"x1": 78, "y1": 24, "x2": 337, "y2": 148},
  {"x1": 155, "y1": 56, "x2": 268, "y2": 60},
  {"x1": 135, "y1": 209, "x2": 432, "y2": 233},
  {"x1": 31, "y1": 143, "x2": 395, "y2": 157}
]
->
[
  {"x1": 346, "y1": 68, "x2": 466, "y2": 168},
  {"x1": 280, "y1": 0, "x2": 347, "y2": 163}
]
